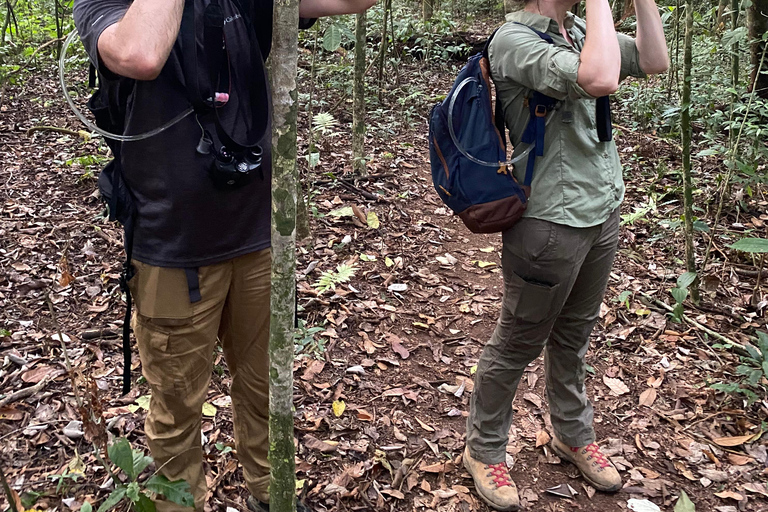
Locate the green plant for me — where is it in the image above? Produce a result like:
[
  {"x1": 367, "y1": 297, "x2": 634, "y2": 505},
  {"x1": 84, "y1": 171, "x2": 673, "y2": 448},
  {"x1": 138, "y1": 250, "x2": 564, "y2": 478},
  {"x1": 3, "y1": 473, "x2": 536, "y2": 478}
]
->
[
  {"x1": 98, "y1": 438, "x2": 194, "y2": 512},
  {"x1": 669, "y1": 271, "x2": 697, "y2": 322},
  {"x1": 613, "y1": 290, "x2": 632, "y2": 309},
  {"x1": 710, "y1": 331, "x2": 768, "y2": 404},
  {"x1": 313, "y1": 263, "x2": 356, "y2": 293},
  {"x1": 294, "y1": 319, "x2": 326, "y2": 357}
]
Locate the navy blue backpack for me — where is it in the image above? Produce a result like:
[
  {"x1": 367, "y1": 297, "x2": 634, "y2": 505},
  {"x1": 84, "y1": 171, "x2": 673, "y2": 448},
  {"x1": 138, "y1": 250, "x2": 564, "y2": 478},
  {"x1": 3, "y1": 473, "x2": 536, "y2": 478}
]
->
[{"x1": 429, "y1": 24, "x2": 611, "y2": 233}]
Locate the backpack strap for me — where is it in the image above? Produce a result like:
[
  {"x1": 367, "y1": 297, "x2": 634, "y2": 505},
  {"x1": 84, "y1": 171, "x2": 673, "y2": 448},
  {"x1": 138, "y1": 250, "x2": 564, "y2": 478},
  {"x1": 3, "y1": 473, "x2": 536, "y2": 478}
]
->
[
  {"x1": 119, "y1": 214, "x2": 136, "y2": 395},
  {"x1": 482, "y1": 29, "x2": 508, "y2": 150}
]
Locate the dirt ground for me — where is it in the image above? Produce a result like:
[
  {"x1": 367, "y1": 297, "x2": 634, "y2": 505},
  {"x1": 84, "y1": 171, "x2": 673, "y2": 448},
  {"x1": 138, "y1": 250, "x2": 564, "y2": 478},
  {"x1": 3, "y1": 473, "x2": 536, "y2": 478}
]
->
[{"x1": 1, "y1": 30, "x2": 767, "y2": 512}]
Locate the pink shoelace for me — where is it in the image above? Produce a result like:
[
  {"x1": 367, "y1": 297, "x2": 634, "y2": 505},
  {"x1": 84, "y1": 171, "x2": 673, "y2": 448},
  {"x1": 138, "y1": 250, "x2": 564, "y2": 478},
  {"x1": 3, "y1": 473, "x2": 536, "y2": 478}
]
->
[
  {"x1": 485, "y1": 462, "x2": 513, "y2": 488},
  {"x1": 571, "y1": 443, "x2": 611, "y2": 469}
]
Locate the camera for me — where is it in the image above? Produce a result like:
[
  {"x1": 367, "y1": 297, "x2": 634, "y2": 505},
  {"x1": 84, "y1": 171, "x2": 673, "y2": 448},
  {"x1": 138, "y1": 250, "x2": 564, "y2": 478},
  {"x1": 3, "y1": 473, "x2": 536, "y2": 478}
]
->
[{"x1": 208, "y1": 145, "x2": 264, "y2": 190}]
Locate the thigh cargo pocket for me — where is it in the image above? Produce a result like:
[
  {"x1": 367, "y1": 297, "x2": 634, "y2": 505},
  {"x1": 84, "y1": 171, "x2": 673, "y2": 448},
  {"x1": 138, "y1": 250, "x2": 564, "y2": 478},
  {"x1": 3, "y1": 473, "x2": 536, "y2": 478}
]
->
[{"x1": 507, "y1": 272, "x2": 560, "y2": 324}]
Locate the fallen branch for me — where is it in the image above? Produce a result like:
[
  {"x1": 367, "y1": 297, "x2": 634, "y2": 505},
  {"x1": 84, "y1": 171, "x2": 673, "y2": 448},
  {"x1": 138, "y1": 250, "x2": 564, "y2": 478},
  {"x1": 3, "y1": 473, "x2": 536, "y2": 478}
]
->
[
  {"x1": 639, "y1": 291, "x2": 749, "y2": 355},
  {"x1": 26, "y1": 126, "x2": 82, "y2": 138},
  {"x1": 0, "y1": 377, "x2": 49, "y2": 408}
]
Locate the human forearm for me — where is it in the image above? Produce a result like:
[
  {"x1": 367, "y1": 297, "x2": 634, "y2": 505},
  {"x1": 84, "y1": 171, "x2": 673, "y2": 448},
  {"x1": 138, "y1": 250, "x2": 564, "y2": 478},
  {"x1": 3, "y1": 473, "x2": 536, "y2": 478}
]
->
[
  {"x1": 635, "y1": 0, "x2": 669, "y2": 74},
  {"x1": 98, "y1": 0, "x2": 184, "y2": 80},
  {"x1": 299, "y1": 0, "x2": 376, "y2": 18},
  {"x1": 577, "y1": 0, "x2": 621, "y2": 96}
]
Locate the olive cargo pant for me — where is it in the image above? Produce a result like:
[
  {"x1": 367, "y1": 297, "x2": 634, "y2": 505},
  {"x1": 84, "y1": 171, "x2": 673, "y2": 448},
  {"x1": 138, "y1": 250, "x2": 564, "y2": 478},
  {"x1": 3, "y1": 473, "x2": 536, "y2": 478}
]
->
[
  {"x1": 467, "y1": 209, "x2": 620, "y2": 464},
  {"x1": 128, "y1": 249, "x2": 271, "y2": 511}
]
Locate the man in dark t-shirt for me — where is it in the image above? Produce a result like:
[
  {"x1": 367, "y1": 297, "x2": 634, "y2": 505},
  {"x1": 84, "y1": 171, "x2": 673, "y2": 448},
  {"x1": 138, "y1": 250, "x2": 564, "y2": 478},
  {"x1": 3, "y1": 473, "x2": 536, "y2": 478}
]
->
[{"x1": 73, "y1": 0, "x2": 374, "y2": 510}]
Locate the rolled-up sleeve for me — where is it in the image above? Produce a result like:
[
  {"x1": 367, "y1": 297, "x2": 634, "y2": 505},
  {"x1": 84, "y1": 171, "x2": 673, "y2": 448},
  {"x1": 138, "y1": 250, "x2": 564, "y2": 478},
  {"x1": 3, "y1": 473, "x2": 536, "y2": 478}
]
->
[
  {"x1": 489, "y1": 25, "x2": 593, "y2": 101},
  {"x1": 618, "y1": 33, "x2": 647, "y2": 81}
]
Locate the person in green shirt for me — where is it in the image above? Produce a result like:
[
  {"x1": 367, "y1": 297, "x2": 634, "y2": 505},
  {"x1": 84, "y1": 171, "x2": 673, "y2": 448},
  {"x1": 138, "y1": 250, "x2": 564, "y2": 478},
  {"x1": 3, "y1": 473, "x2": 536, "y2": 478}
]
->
[{"x1": 462, "y1": 0, "x2": 669, "y2": 509}]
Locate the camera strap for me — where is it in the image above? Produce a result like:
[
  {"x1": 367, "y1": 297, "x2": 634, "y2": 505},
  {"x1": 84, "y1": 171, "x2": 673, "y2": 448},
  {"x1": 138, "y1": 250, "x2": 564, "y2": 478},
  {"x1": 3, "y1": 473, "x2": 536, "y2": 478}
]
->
[{"x1": 180, "y1": 0, "x2": 268, "y2": 153}]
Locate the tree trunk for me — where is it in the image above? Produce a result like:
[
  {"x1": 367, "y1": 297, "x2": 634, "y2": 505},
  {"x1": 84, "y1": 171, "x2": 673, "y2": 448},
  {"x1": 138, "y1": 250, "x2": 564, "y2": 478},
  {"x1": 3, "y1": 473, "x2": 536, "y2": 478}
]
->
[
  {"x1": 353, "y1": 12, "x2": 367, "y2": 175},
  {"x1": 423, "y1": 0, "x2": 434, "y2": 21},
  {"x1": 267, "y1": 0, "x2": 299, "y2": 510},
  {"x1": 377, "y1": 0, "x2": 390, "y2": 99},
  {"x1": 748, "y1": 0, "x2": 768, "y2": 98},
  {"x1": 681, "y1": 0, "x2": 700, "y2": 303},
  {"x1": 732, "y1": 0, "x2": 740, "y2": 89}
]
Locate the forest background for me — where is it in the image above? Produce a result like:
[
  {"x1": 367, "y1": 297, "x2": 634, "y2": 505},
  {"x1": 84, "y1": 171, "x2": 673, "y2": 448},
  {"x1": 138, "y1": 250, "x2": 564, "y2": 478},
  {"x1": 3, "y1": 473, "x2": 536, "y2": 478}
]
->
[{"x1": 0, "y1": 0, "x2": 767, "y2": 510}]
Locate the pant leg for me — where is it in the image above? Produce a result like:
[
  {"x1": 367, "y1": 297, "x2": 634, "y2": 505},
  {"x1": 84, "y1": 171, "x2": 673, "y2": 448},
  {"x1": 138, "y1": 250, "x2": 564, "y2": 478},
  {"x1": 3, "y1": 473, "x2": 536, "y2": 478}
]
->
[
  {"x1": 129, "y1": 260, "x2": 231, "y2": 512},
  {"x1": 546, "y1": 209, "x2": 620, "y2": 447},
  {"x1": 218, "y1": 249, "x2": 272, "y2": 503},
  {"x1": 466, "y1": 218, "x2": 598, "y2": 464}
]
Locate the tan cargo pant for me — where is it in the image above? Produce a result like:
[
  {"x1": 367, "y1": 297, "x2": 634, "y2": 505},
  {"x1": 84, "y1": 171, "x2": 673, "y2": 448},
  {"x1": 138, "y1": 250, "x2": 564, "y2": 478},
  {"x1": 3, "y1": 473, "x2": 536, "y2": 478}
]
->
[
  {"x1": 466, "y1": 209, "x2": 620, "y2": 464},
  {"x1": 127, "y1": 249, "x2": 271, "y2": 511}
]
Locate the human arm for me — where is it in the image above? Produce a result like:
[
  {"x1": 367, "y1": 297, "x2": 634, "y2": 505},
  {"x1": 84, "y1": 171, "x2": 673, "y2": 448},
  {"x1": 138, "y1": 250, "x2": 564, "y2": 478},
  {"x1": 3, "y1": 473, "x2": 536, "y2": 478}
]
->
[
  {"x1": 299, "y1": 0, "x2": 377, "y2": 17},
  {"x1": 634, "y1": 0, "x2": 669, "y2": 74},
  {"x1": 577, "y1": 0, "x2": 621, "y2": 97},
  {"x1": 94, "y1": 0, "x2": 184, "y2": 81}
]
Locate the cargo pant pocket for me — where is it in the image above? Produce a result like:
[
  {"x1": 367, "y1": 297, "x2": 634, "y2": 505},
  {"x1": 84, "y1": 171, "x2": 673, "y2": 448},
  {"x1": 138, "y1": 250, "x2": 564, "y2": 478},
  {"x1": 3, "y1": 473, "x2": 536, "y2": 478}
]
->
[
  {"x1": 507, "y1": 271, "x2": 561, "y2": 324},
  {"x1": 134, "y1": 316, "x2": 189, "y2": 396}
]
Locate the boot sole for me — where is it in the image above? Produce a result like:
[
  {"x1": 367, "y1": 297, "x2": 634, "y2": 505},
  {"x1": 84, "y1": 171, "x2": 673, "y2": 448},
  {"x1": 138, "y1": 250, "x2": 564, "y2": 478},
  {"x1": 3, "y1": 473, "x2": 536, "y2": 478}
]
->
[
  {"x1": 550, "y1": 442, "x2": 622, "y2": 493},
  {"x1": 463, "y1": 454, "x2": 520, "y2": 512}
]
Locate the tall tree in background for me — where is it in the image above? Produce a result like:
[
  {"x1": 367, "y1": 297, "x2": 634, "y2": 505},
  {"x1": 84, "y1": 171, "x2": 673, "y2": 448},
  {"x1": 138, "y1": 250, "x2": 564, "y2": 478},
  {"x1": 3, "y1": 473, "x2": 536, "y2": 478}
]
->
[
  {"x1": 267, "y1": 0, "x2": 299, "y2": 510},
  {"x1": 748, "y1": 0, "x2": 768, "y2": 98},
  {"x1": 353, "y1": 11, "x2": 367, "y2": 174},
  {"x1": 681, "y1": 1, "x2": 700, "y2": 302},
  {"x1": 423, "y1": 0, "x2": 434, "y2": 21}
]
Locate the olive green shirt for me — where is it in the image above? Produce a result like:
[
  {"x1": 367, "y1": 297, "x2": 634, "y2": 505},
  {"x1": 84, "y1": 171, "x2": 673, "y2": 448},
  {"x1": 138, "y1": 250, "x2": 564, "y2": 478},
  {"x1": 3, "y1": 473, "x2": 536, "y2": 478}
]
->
[{"x1": 489, "y1": 11, "x2": 646, "y2": 228}]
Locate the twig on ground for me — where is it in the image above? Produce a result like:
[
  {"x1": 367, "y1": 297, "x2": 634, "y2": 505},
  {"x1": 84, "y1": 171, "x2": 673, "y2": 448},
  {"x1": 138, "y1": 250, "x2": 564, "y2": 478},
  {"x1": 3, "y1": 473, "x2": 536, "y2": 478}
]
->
[
  {"x1": 46, "y1": 292, "x2": 84, "y2": 408},
  {"x1": 639, "y1": 291, "x2": 748, "y2": 355},
  {"x1": 0, "y1": 377, "x2": 49, "y2": 408},
  {"x1": 26, "y1": 126, "x2": 82, "y2": 138}
]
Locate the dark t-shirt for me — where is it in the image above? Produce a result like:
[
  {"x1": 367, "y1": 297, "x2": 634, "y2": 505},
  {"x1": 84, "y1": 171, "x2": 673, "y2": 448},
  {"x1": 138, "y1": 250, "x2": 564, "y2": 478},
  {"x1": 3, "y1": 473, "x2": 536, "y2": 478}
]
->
[{"x1": 74, "y1": 0, "x2": 304, "y2": 268}]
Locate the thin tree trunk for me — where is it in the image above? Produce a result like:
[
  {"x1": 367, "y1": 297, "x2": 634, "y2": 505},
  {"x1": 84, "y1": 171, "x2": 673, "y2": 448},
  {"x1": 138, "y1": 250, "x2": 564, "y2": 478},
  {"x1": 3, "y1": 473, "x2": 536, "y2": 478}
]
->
[
  {"x1": 423, "y1": 0, "x2": 434, "y2": 21},
  {"x1": 732, "y1": 0, "x2": 740, "y2": 89},
  {"x1": 377, "y1": 0, "x2": 390, "y2": 99},
  {"x1": 268, "y1": 0, "x2": 299, "y2": 510},
  {"x1": 681, "y1": 0, "x2": 700, "y2": 303},
  {"x1": 353, "y1": 12, "x2": 367, "y2": 175}
]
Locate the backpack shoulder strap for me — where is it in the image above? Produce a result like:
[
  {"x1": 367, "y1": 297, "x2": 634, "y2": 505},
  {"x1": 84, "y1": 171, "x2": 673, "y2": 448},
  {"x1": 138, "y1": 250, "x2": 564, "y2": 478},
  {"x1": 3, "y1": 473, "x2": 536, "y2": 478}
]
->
[{"x1": 482, "y1": 28, "x2": 507, "y2": 150}]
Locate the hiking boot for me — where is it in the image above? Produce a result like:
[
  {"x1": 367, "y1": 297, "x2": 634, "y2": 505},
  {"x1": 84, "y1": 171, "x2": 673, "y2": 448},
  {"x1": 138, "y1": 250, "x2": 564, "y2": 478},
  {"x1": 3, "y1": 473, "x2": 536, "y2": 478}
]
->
[
  {"x1": 247, "y1": 496, "x2": 312, "y2": 512},
  {"x1": 550, "y1": 437, "x2": 622, "y2": 492},
  {"x1": 463, "y1": 446, "x2": 520, "y2": 511}
]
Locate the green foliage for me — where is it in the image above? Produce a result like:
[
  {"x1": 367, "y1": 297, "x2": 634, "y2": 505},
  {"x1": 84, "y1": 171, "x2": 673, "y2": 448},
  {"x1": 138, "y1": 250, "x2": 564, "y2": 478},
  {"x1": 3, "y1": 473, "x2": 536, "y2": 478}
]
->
[
  {"x1": 294, "y1": 318, "x2": 327, "y2": 357},
  {"x1": 313, "y1": 263, "x2": 356, "y2": 293},
  {"x1": 613, "y1": 290, "x2": 632, "y2": 309},
  {"x1": 729, "y1": 237, "x2": 768, "y2": 253},
  {"x1": 99, "y1": 438, "x2": 194, "y2": 512},
  {"x1": 669, "y1": 271, "x2": 697, "y2": 322},
  {"x1": 710, "y1": 331, "x2": 768, "y2": 404}
]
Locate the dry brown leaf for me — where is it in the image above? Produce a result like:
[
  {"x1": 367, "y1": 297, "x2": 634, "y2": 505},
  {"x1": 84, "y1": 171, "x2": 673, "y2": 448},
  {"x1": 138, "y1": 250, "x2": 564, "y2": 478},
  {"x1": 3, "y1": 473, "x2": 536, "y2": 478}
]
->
[
  {"x1": 380, "y1": 488, "x2": 405, "y2": 499},
  {"x1": 356, "y1": 409, "x2": 373, "y2": 422},
  {"x1": 416, "y1": 417, "x2": 435, "y2": 432},
  {"x1": 727, "y1": 454, "x2": 753, "y2": 465},
  {"x1": 603, "y1": 376, "x2": 630, "y2": 395},
  {"x1": 0, "y1": 406, "x2": 24, "y2": 421},
  {"x1": 303, "y1": 434, "x2": 338, "y2": 452},
  {"x1": 351, "y1": 204, "x2": 368, "y2": 225},
  {"x1": 301, "y1": 360, "x2": 325, "y2": 382},
  {"x1": 743, "y1": 482, "x2": 768, "y2": 497},
  {"x1": 712, "y1": 434, "x2": 754, "y2": 447},
  {"x1": 647, "y1": 375, "x2": 664, "y2": 388},
  {"x1": 420, "y1": 479, "x2": 431, "y2": 492},
  {"x1": 673, "y1": 460, "x2": 696, "y2": 481},
  {"x1": 535, "y1": 430, "x2": 551, "y2": 448},
  {"x1": 21, "y1": 365, "x2": 63, "y2": 384},
  {"x1": 419, "y1": 461, "x2": 454, "y2": 473},
  {"x1": 385, "y1": 333, "x2": 410, "y2": 359},
  {"x1": 638, "y1": 388, "x2": 657, "y2": 407},
  {"x1": 714, "y1": 490, "x2": 745, "y2": 501},
  {"x1": 393, "y1": 426, "x2": 408, "y2": 442}
]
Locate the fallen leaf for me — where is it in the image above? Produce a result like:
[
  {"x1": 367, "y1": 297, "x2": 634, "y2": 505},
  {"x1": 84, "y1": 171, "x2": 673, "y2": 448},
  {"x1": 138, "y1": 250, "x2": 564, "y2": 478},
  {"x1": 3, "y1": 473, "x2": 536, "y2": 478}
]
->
[
  {"x1": 431, "y1": 489, "x2": 458, "y2": 499},
  {"x1": 332, "y1": 400, "x2": 346, "y2": 417},
  {"x1": 535, "y1": 430, "x2": 551, "y2": 448},
  {"x1": 366, "y1": 211, "x2": 380, "y2": 229},
  {"x1": 21, "y1": 365, "x2": 63, "y2": 384},
  {"x1": 415, "y1": 417, "x2": 434, "y2": 432},
  {"x1": 385, "y1": 333, "x2": 410, "y2": 359},
  {"x1": 380, "y1": 488, "x2": 404, "y2": 499},
  {"x1": 202, "y1": 403, "x2": 217, "y2": 417},
  {"x1": 479, "y1": 247, "x2": 495, "y2": 253},
  {"x1": 673, "y1": 460, "x2": 696, "y2": 481},
  {"x1": 638, "y1": 388, "x2": 657, "y2": 407},
  {"x1": 714, "y1": 491, "x2": 744, "y2": 501},
  {"x1": 743, "y1": 482, "x2": 768, "y2": 497},
  {"x1": 603, "y1": 376, "x2": 630, "y2": 395},
  {"x1": 0, "y1": 407, "x2": 23, "y2": 421},
  {"x1": 712, "y1": 434, "x2": 754, "y2": 447},
  {"x1": 627, "y1": 499, "x2": 661, "y2": 512},
  {"x1": 674, "y1": 490, "x2": 696, "y2": 512},
  {"x1": 301, "y1": 360, "x2": 325, "y2": 381},
  {"x1": 419, "y1": 461, "x2": 454, "y2": 473},
  {"x1": 727, "y1": 454, "x2": 753, "y2": 465},
  {"x1": 356, "y1": 409, "x2": 373, "y2": 422},
  {"x1": 303, "y1": 435, "x2": 338, "y2": 452}
]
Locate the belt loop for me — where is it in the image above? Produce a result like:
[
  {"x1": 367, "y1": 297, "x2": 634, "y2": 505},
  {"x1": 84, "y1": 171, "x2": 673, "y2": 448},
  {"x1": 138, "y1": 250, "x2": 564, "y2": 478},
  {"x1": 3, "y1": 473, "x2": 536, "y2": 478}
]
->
[{"x1": 184, "y1": 267, "x2": 202, "y2": 303}]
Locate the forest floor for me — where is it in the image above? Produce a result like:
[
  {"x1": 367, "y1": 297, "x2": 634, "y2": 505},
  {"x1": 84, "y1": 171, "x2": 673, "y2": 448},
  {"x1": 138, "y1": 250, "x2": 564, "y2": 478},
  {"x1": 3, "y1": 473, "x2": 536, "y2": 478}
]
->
[{"x1": 1, "y1": 23, "x2": 768, "y2": 512}]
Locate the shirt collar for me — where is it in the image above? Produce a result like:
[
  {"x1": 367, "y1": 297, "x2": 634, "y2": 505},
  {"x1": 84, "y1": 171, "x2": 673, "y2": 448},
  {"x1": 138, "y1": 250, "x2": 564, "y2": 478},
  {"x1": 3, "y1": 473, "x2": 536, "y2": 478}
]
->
[{"x1": 505, "y1": 10, "x2": 575, "y2": 35}]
